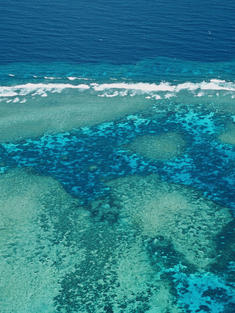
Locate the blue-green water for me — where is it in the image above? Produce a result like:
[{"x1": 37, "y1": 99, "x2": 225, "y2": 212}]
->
[
  {"x1": 0, "y1": 58, "x2": 234, "y2": 313},
  {"x1": 1, "y1": 1, "x2": 235, "y2": 312}
]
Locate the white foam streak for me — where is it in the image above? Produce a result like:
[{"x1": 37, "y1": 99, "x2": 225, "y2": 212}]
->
[
  {"x1": 12, "y1": 97, "x2": 20, "y2": 103},
  {"x1": 93, "y1": 80, "x2": 235, "y2": 93},
  {"x1": 0, "y1": 83, "x2": 90, "y2": 97},
  {"x1": 92, "y1": 82, "x2": 175, "y2": 92},
  {"x1": 0, "y1": 79, "x2": 234, "y2": 99},
  {"x1": 67, "y1": 77, "x2": 89, "y2": 81},
  {"x1": 0, "y1": 91, "x2": 18, "y2": 97},
  {"x1": 164, "y1": 93, "x2": 174, "y2": 99}
]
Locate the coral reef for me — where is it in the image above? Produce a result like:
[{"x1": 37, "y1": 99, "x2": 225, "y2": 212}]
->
[
  {"x1": 124, "y1": 132, "x2": 186, "y2": 160},
  {"x1": 218, "y1": 120, "x2": 235, "y2": 145},
  {"x1": 173, "y1": 272, "x2": 235, "y2": 313},
  {"x1": 0, "y1": 169, "x2": 88, "y2": 313},
  {"x1": 106, "y1": 174, "x2": 232, "y2": 270}
]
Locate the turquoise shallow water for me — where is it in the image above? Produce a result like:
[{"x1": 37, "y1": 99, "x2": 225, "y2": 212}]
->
[{"x1": 0, "y1": 58, "x2": 235, "y2": 312}]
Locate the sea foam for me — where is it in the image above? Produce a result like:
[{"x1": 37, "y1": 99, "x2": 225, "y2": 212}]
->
[
  {"x1": 0, "y1": 79, "x2": 234, "y2": 99},
  {"x1": 0, "y1": 83, "x2": 90, "y2": 97},
  {"x1": 91, "y1": 79, "x2": 235, "y2": 92}
]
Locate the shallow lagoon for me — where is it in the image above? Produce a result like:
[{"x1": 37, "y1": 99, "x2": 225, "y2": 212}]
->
[{"x1": 0, "y1": 59, "x2": 235, "y2": 312}]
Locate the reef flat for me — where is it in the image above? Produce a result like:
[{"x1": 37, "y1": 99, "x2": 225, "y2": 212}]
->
[{"x1": 0, "y1": 59, "x2": 235, "y2": 312}]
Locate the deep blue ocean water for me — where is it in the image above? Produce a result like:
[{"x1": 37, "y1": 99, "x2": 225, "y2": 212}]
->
[
  {"x1": 1, "y1": 0, "x2": 235, "y2": 64},
  {"x1": 0, "y1": 1, "x2": 235, "y2": 313}
]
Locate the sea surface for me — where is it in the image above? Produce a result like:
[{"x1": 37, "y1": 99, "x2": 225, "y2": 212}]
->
[{"x1": 0, "y1": 1, "x2": 235, "y2": 313}]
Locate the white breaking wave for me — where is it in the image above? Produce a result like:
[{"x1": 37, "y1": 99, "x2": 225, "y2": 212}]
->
[
  {"x1": 0, "y1": 79, "x2": 234, "y2": 99},
  {"x1": 91, "y1": 79, "x2": 235, "y2": 92},
  {"x1": 67, "y1": 76, "x2": 89, "y2": 81},
  {"x1": 0, "y1": 83, "x2": 90, "y2": 97}
]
